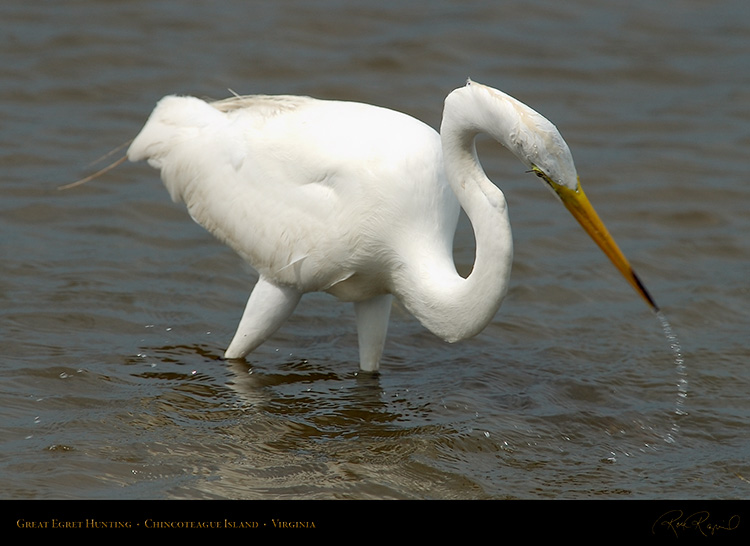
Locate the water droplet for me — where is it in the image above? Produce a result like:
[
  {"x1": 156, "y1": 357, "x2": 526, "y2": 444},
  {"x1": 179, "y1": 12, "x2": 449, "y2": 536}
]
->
[{"x1": 655, "y1": 310, "x2": 688, "y2": 443}]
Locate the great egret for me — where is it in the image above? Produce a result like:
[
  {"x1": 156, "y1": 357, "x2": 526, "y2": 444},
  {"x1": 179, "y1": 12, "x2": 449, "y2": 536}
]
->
[{"x1": 123, "y1": 79, "x2": 657, "y2": 372}]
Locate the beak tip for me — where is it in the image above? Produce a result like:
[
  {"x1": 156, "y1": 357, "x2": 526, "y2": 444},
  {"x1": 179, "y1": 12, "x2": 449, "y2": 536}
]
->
[{"x1": 632, "y1": 270, "x2": 659, "y2": 312}]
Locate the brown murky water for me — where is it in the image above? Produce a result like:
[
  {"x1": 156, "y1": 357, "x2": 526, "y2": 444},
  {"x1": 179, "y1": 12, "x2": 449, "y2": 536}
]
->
[{"x1": 2, "y1": 0, "x2": 749, "y2": 500}]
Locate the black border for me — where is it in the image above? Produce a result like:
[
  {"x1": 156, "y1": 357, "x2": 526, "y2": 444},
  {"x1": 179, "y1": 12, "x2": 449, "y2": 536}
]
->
[{"x1": 4, "y1": 500, "x2": 748, "y2": 540}]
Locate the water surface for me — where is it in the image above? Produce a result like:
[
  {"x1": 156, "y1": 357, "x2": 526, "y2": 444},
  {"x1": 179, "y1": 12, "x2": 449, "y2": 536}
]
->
[{"x1": 1, "y1": 0, "x2": 749, "y2": 500}]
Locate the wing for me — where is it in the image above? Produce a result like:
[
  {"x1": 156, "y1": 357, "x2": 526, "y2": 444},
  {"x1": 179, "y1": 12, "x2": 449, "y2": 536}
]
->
[{"x1": 128, "y1": 93, "x2": 455, "y2": 296}]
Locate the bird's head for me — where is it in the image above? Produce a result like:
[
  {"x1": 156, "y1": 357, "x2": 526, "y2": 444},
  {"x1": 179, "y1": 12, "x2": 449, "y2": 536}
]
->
[{"x1": 453, "y1": 79, "x2": 579, "y2": 189}]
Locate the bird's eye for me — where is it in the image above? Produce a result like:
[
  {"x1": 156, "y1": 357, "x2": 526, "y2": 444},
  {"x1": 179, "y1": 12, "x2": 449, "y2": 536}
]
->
[{"x1": 528, "y1": 166, "x2": 546, "y2": 180}]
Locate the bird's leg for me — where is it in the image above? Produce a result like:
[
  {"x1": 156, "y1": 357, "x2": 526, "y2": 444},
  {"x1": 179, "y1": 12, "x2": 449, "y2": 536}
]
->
[
  {"x1": 224, "y1": 277, "x2": 302, "y2": 360},
  {"x1": 354, "y1": 294, "x2": 393, "y2": 373}
]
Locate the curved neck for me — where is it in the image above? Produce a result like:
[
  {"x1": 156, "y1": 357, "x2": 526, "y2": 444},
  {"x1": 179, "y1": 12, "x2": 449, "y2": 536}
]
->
[{"x1": 391, "y1": 103, "x2": 514, "y2": 343}]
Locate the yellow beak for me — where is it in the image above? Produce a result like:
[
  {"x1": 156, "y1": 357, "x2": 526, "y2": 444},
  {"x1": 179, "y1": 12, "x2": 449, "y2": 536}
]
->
[{"x1": 548, "y1": 176, "x2": 658, "y2": 312}]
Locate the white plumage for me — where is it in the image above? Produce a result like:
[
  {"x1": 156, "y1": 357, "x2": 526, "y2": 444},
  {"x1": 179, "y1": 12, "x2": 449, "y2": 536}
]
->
[{"x1": 127, "y1": 80, "x2": 656, "y2": 372}]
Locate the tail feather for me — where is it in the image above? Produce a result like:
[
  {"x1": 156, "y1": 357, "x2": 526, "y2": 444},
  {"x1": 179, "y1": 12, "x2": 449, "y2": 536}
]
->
[
  {"x1": 127, "y1": 95, "x2": 233, "y2": 202},
  {"x1": 127, "y1": 95, "x2": 226, "y2": 164}
]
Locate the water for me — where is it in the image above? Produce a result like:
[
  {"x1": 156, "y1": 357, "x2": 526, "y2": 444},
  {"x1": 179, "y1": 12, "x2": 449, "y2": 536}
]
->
[
  {"x1": 655, "y1": 310, "x2": 688, "y2": 444},
  {"x1": 2, "y1": 0, "x2": 750, "y2": 501}
]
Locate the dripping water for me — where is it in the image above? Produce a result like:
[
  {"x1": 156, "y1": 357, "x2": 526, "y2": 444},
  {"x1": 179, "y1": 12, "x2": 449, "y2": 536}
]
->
[{"x1": 655, "y1": 310, "x2": 688, "y2": 444}]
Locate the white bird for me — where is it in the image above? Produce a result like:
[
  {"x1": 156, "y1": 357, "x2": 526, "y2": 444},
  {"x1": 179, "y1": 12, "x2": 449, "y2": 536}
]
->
[{"x1": 124, "y1": 79, "x2": 657, "y2": 372}]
